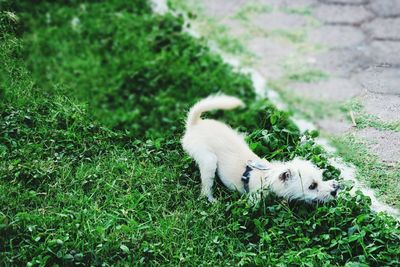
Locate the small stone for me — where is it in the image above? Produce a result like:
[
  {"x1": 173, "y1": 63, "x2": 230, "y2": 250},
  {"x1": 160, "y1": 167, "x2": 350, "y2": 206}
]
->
[
  {"x1": 312, "y1": 47, "x2": 373, "y2": 77},
  {"x1": 367, "y1": 41, "x2": 400, "y2": 66},
  {"x1": 363, "y1": 18, "x2": 400, "y2": 40},
  {"x1": 287, "y1": 78, "x2": 363, "y2": 101},
  {"x1": 317, "y1": 118, "x2": 354, "y2": 136},
  {"x1": 357, "y1": 128, "x2": 400, "y2": 163},
  {"x1": 221, "y1": 18, "x2": 248, "y2": 39},
  {"x1": 239, "y1": 0, "x2": 318, "y2": 9},
  {"x1": 320, "y1": 0, "x2": 367, "y2": 4},
  {"x1": 355, "y1": 66, "x2": 400, "y2": 95},
  {"x1": 202, "y1": 0, "x2": 243, "y2": 17},
  {"x1": 314, "y1": 5, "x2": 374, "y2": 25},
  {"x1": 369, "y1": 0, "x2": 400, "y2": 17},
  {"x1": 280, "y1": 0, "x2": 319, "y2": 8},
  {"x1": 250, "y1": 12, "x2": 307, "y2": 31},
  {"x1": 246, "y1": 37, "x2": 295, "y2": 79},
  {"x1": 361, "y1": 93, "x2": 400, "y2": 122},
  {"x1": 308, "y1": 25, "x2": 365, "y2": 48}
]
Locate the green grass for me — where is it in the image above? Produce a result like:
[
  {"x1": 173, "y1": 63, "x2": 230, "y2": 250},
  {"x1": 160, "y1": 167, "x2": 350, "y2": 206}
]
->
[
  {"x1": 280, "y1": 57, "x2": 329, "y2": 83},
  {"x1": 168, "y1": 0, "x2": 255, "y2": 61},
  {"x1": 231, "y1": 2, "x2": 312, "y2": 22},
  {"x1": 286, "y1": 68, "x2": 328, "y2": 83},
  {"x1": 1, "y1": 1, "x2": 400, "y2": 266},
  {"x1": 343, "y1": 100, "x2": 400, "y2": 132},
  {"x1": 229, "y1": 1, "x2": 316, "y2": 45},
  {"x1": 269, "y1": 80, "x2": 343, "y2": 120},
  {"x1": 333, "y1": 135, "x2": 400, "y2": 207},
  {"x1": 282, "y1": 6, "x2": 312, "y2": 16},
  {"x1": 266, "y1": 29, "x2": 307, "y2": 43},
  {"x1": 200, "y1": 18, "x2": 254, "y2": 57},
  {"x1": 231, "y1": 3, "x2": 273, "y2": 21}
]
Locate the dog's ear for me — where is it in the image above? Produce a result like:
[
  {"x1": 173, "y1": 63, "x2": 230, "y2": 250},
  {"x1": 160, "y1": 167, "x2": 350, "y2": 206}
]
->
[{"x1": 279, "y1": 169, "x2": 292, "y2": 182}]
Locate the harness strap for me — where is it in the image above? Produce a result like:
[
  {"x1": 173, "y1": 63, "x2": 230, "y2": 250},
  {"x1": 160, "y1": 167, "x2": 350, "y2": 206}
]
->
[
  {"x1": 241, "y1": 160, "x2": 270, "y2": 193},
  {"x1": 241, "y1": 165, "x2": 253, "y2": 193}
]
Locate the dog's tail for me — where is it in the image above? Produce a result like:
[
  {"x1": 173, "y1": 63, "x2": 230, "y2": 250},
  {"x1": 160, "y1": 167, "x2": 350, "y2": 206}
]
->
[{"x1": 186, "y1": 94, "x2": 244, "y2": 128}]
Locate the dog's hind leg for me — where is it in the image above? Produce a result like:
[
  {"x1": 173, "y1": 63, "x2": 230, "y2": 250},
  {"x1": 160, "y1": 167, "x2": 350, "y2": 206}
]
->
[{"x1": 194, "y1": 150, "x2": 218, "y2": 202}]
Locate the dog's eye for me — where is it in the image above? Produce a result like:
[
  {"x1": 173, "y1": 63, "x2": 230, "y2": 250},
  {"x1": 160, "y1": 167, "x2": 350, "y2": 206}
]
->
[{"x1": 309, "y1": 182, "x2": 317, "y2": 190}]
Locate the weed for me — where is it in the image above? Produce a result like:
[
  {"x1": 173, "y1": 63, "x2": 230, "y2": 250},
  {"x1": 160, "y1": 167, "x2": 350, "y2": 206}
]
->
[
  {"x1": 333, "y1": 135, "x2": 400, "y2": 207},
  {"x1": 267, "y1": 29, "x2": 307, "y2": 43},
  {"x1": 200, "y1": 18, "x2": 253, "y2": 57},
  {"x1": 287, "y1": 69, "x2": 328, "y2": 83},
  {"x1": 342, "y1": 100, "x2": 400, "y2": 132},
  {"x1": 282, "y1": 6, "x2": 312, "y2": 16},
  {"x1": 232, "y1": 3, "x2": 273, "y2": 21}
]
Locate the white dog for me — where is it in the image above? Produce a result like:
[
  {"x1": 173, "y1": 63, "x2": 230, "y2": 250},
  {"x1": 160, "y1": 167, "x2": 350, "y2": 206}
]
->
[{"x1": 182, "y1": 95, "x2": 340, "y2": 203}]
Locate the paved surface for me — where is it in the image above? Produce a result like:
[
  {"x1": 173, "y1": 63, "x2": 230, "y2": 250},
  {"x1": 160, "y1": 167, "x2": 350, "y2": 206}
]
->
[{"x1": 196, "y1": 0, "x2": 400, "y2": 164}]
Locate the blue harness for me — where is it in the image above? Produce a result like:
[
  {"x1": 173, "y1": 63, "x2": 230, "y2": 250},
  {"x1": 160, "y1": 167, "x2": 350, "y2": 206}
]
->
[{"x1": 241, "y1": 160, "x2": 269, "y2": 193}]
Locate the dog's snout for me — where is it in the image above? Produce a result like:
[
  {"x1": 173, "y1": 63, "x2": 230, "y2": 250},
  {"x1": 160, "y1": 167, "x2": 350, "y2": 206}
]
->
[
  {"x1": 330, "y1": 183, "x2": 341, "y2": 197},
  {"x1": 332, "y1": 182, "x2": 341, "y2": 190}
]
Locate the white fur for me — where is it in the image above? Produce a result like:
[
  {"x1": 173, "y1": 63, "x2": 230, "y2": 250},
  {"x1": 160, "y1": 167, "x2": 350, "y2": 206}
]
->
[{"x1": 182, "y1": 95, "x2": 339, "y2": 203}]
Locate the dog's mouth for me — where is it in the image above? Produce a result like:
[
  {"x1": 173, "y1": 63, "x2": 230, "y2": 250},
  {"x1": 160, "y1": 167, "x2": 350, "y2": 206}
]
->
[
  {"x1": 309, "y1": 198, "x2": 325, "y2": 204},
  {"x1": 311, "y1": 198, "x2": 326, "y2": 204}
]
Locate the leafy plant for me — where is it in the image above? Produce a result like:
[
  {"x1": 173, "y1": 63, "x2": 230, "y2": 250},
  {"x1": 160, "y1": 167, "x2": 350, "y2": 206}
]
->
[{"x1": 1, "y1": 0, "x2": 399, "y2": 266}]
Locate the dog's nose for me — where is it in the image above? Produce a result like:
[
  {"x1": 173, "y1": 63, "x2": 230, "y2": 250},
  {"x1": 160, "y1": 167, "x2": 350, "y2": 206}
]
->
[{"x1": 330, "y1": 184, "x2": 341, "y2": 197}]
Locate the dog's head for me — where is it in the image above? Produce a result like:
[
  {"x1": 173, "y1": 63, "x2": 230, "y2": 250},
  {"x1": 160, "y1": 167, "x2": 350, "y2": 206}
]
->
[{"x1": 269, "y1": 158, "x2": 340, "y2": 203}]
